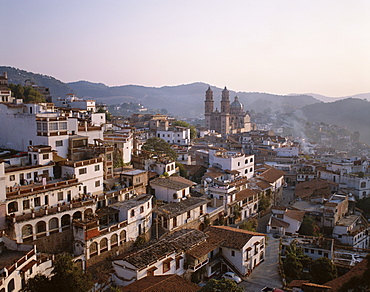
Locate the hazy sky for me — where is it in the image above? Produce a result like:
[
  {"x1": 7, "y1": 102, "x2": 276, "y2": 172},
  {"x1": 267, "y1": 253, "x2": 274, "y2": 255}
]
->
[{"x1": 1, "y1": 0, "x2": 369, "y2": 96}]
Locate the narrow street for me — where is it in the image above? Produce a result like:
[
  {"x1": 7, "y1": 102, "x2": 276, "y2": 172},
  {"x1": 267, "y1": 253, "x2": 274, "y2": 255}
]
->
[{"x1": 239, "y1": 234, "x2": 283, "y2": 292}]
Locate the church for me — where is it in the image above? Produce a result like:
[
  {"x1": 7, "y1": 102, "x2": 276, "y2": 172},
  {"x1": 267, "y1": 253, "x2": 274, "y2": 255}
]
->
[{"x1": 204, "y1": 86, "x2": 251, "y2": 136}]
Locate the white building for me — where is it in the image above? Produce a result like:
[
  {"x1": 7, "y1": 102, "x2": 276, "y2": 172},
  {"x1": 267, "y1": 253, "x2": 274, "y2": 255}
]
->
[
  {"x1": 112, "y1": 229, "x2": 205, "y2": 286},
  {"x1": 61, "y1": 157, "x2": 104, "y2": 196},
  {"x1": 150, "y1": 177, "x2": 196, "y2": 203},
  {"x1": 0, "y1": 231, "x2": 53, "y2": 292},
  {"x1": 208, "y1": 148, "x2": 254, "y2": 179},
  {"x1": 156, "y1": 126, "x2": 191, "y2": 146},
  {"x1": 332, "y1": 215, "x2": 370, "y2": 249}
]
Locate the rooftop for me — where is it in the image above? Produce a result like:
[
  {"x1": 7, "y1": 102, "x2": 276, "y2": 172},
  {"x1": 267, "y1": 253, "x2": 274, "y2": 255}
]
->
[
  {"x1": 120, "y1": 274, "x2": 200, "y2": 292},
  {"x1": 114, "y1": 229, "x2": 207, "y2": 270},
  {"x1": 111, "y1": 194, "x2": 152, "y2": 210},
  {"x1": 156, "y1": 197, "x2": 208, "y2": 217}
]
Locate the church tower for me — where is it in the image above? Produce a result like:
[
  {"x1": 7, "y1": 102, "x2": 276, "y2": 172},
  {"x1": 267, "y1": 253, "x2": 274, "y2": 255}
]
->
[
  {"x1": 221, "y1": 87, "x2": 230, "y2": 113},
  {"x1": 204, "y1": 86, "x2": 214, "y2": 130},
  {"x1": 220, "y1": 87, "x2": 230, "y2": 135}
]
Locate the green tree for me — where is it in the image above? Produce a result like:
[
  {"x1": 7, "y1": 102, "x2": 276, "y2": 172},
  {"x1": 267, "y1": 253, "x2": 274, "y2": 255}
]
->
[
  {"x1": 142, "y1": 137, "x2": 178, "y2": 160},
  {"x1": 239, "y1": 218, "x2": 258, "y2": 232},
  {"x1": 299, "y1": 216, "x2": 320, "y2": 236},
  {"x1": 9, "y1": 83, "x2": 46, "y2": 103},
  {"x1": 172, "y1": 120, "x2": 196, "y2": 139},
  {"x1": 283, "y1": 241, "x2": 304, "y2": 280},
  {"x1": 356, "y1": 197, "x2": 370, "y2": 217},
  {"x1": 310, "y1": 257, "x2": 337, "y2": 284},
  {"x1": 258, "y1": 195, "x2": 270, "y2": 211},
  {"x1": 200, "y1": 278, "x2": 243, "y2": 292},
  {"x1": 176, "y1": 162, "x2": 187, "y2": 177},
  {"x1": 22, "y1": 254, "x2": 93, "y2": 292},
  {"x1": 21, "y1": 274, "x2": 51, "y2": 292}
]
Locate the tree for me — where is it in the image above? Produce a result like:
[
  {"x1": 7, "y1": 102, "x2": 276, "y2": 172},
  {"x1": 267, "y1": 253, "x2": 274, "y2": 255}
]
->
[
  {"x1": 310, "y1": 257, "x2": 337, "y2": 284},
  {"x1": 142, "y1": 137, "x2": 178, "y2": 160},
  {"x1": 283, "y1": 241, "x2": 304, "y2": 280},
  {"x1": 299, "y1": 216, "x2": 320, "y2": 236},
  {"x1": 258, "y1": 195, "x2": 270, "y2": 211},
  {"x1": 176, "y1": 162, "x2": 188, "y2": 178},
  {"x1": 9, "y1": 83, "x2": 46, "y2": 103},
  {"x1": 22, "y1": 254, "x2": 93, "y2": 292},
  {"x1": 172, "y1": 120, "x2": 196, "y2": 139},
  {"x1": 200, "y1": 278, "x2": 243, "y2": 292},
  {"x1": 239, "y1": 218, "x2": 258, "y2": 232}
]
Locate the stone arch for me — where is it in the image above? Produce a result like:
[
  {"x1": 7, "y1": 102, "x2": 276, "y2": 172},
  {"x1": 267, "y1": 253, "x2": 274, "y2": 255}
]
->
[
  {"x1": 22, "y1": 224, "x2": 33, "y2": 241},
  {"x1": 61, "y1": 214, "x2": 71, "y2": 228},
  {"x1": 49, "y1": 217, "x2": 59, "y2": 233},
  {"x1": 84, "y1": 208, "x2": 93, "y2": 218},
  {"x1": 89, "y1": 242, "x2": 98, "y2": 257},
  {"x1": 73, "y1": 211, "x2": 82, "y2": 220},
  {"x1": 7, "y1": 278, "x2": 15, "y2": 292},
  {"x1": 120, "y1": 230, "x2": 126, "y2": 244},
  {"x1": 36, "y1": 221, "x2": 46, "y2": 235},
  {"x1": 7, "y1": 201, "x2": 18, "y2": 213},
  {"x1": 111, "y1": 234, "x2": 118, "y2": 247},
  {"x1": 100, "y1": 238, "x2": 108, "y2": 253}
]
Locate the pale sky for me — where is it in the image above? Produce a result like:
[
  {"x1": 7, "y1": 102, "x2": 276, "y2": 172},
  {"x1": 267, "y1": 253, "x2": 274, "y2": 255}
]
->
[{"x1": 1, "y1": 0, "x2": 369, "y2": 97}]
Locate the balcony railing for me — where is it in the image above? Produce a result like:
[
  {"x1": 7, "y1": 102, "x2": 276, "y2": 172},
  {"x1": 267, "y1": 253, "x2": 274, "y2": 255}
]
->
[{"x1": 188, "y1": 258, "x2": 209, "y2": 272}]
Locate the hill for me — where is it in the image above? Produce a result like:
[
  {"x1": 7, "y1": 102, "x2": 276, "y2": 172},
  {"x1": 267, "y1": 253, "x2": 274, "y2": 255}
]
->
[
  {"x1": 0, "y1": 66, "x2": 74, "y2": 98},
  {"x1": 300, "y1": 98, "x2": 370, "y2": 144},
  {"x1": 68, "y1": 81, "x2": 320, "y2": 118}
]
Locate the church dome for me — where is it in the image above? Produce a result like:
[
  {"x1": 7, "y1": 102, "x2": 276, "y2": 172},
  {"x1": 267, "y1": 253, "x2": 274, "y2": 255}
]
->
[{"x1": 230, "y1": 96, "x2": 244, "y2": 113}]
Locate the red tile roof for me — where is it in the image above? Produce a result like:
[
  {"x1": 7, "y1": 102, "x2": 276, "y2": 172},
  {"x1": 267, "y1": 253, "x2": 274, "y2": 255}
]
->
[
  {"x1": 120, "y1": 274, "x2": 200, "y2": 292},
  {"x1": 324, "y1": 259, "x2": 368, "y2": 292},
  {"x1": 207, "y1": 226, "x2": 265, "y2": 250},
  {"x1": 236, "y1": 188, "x2": 257, "y2": 201}
]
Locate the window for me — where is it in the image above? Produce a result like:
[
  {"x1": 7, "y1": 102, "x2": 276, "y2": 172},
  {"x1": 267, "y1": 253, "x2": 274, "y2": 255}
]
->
[
  {"x1": 95, "y1": 180, "x2": 100, "y2": 187},
  {"x1": 361, "y1": 182, "x2": 366, "y2": 188},
  {"x1": 176, "y1": 257, "x2": 181, "y2": 270},
  {"x1": 79, "y1": 168, "x2": 87, "y2": 175},
  {"x1": 43, "y1": 154, "x2": 49, "y2": 160},
  {"x1": 27, "y1": 173, "x2": 31, "y2": 179},
  {"x1": 29, "y1": 140, "x2": 33, "y2": 145},
  {"x1": 250, "y1": 158, "x2": 253, "y2": 163},
  {"x1": 95, "y1": 165, "x2": 100, "y2": 171},
  {"x1": 59, "y1": 122, "x2": 67, "y2": 130},
  {"x1": 250, "y1": 167, "x2": 253, "y2": 172},
  {"x1": 34, "y1": 197, "x2": 41, "y2": 207},
  {"x1": 57, "y1": 192, "x2": 63, "y2": 201},
  {"x1": 163, "y1": 260, "x2": 171, "y2": 273},
  {"x1": 56, "y1": 140, "x2": 63, "y2": 147},
  {"x1": 49, "y1": 122, "x2": 58, "y2": 131},
  {"x1": 9, "y1": 175, "x2": 15, "y2": 181},
  {"x1": 187, "y1": 211, "x2": 191, "y2": 219},
  {"x1": 23, "y1": 200, "x2": 30, "y2": 210},
  {"x1": 140, "y1": 206, "x2": 144, "y2": 213},
  {"x1": 231, "y1": 250, "x2": 235, "y2": 257},
  {"x1": 318, "y1": 250, "x2": 323, "y2": 255},
  {"x1": 130, "y1": 210, "x2": 135, "y2": 217},
  {"x1": 245, "y1": 169, "x2": 248, "y2": 174}
]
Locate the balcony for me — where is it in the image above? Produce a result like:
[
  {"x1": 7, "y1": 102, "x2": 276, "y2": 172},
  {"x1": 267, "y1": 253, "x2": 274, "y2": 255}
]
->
[{"x1": 188, "y1": 258, "x2": 209, "y2": 272}]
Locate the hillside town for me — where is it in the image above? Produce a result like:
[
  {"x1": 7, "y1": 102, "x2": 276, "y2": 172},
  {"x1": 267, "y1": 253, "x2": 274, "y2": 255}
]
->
[{"x1": 0, "y1": 72, "x2": 369, "y2": 292}]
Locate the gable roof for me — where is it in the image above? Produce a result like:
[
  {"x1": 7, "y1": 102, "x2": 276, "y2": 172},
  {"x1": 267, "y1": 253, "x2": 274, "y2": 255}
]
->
[
  {"x1": 270, "y1": 216, "x2": 290, "y2": 228},
  {"x1": 120, "y1": 274, "x2": 200, "y2": 292},
  {"x1": 258, "y1": 167, "x2": 286, "y2": 183},
  {"x1": 114, "y1": 229, "x2": 207, "y2": 270},
  {"x1": 207, "y1": 226, "x2": 265, "y2": 250},
  {"x1": 156, "y1": 197, "x2": 208, "y2": 217},
  {"x1": 150, "y1": 177, "x2": 193, "y2": 191},
  {"x1": 285, "y1": 209, "x2": 306, "y2": 222},
  {"x1": 236, "y1": 188, "x2": 258, "y2": 201}
]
